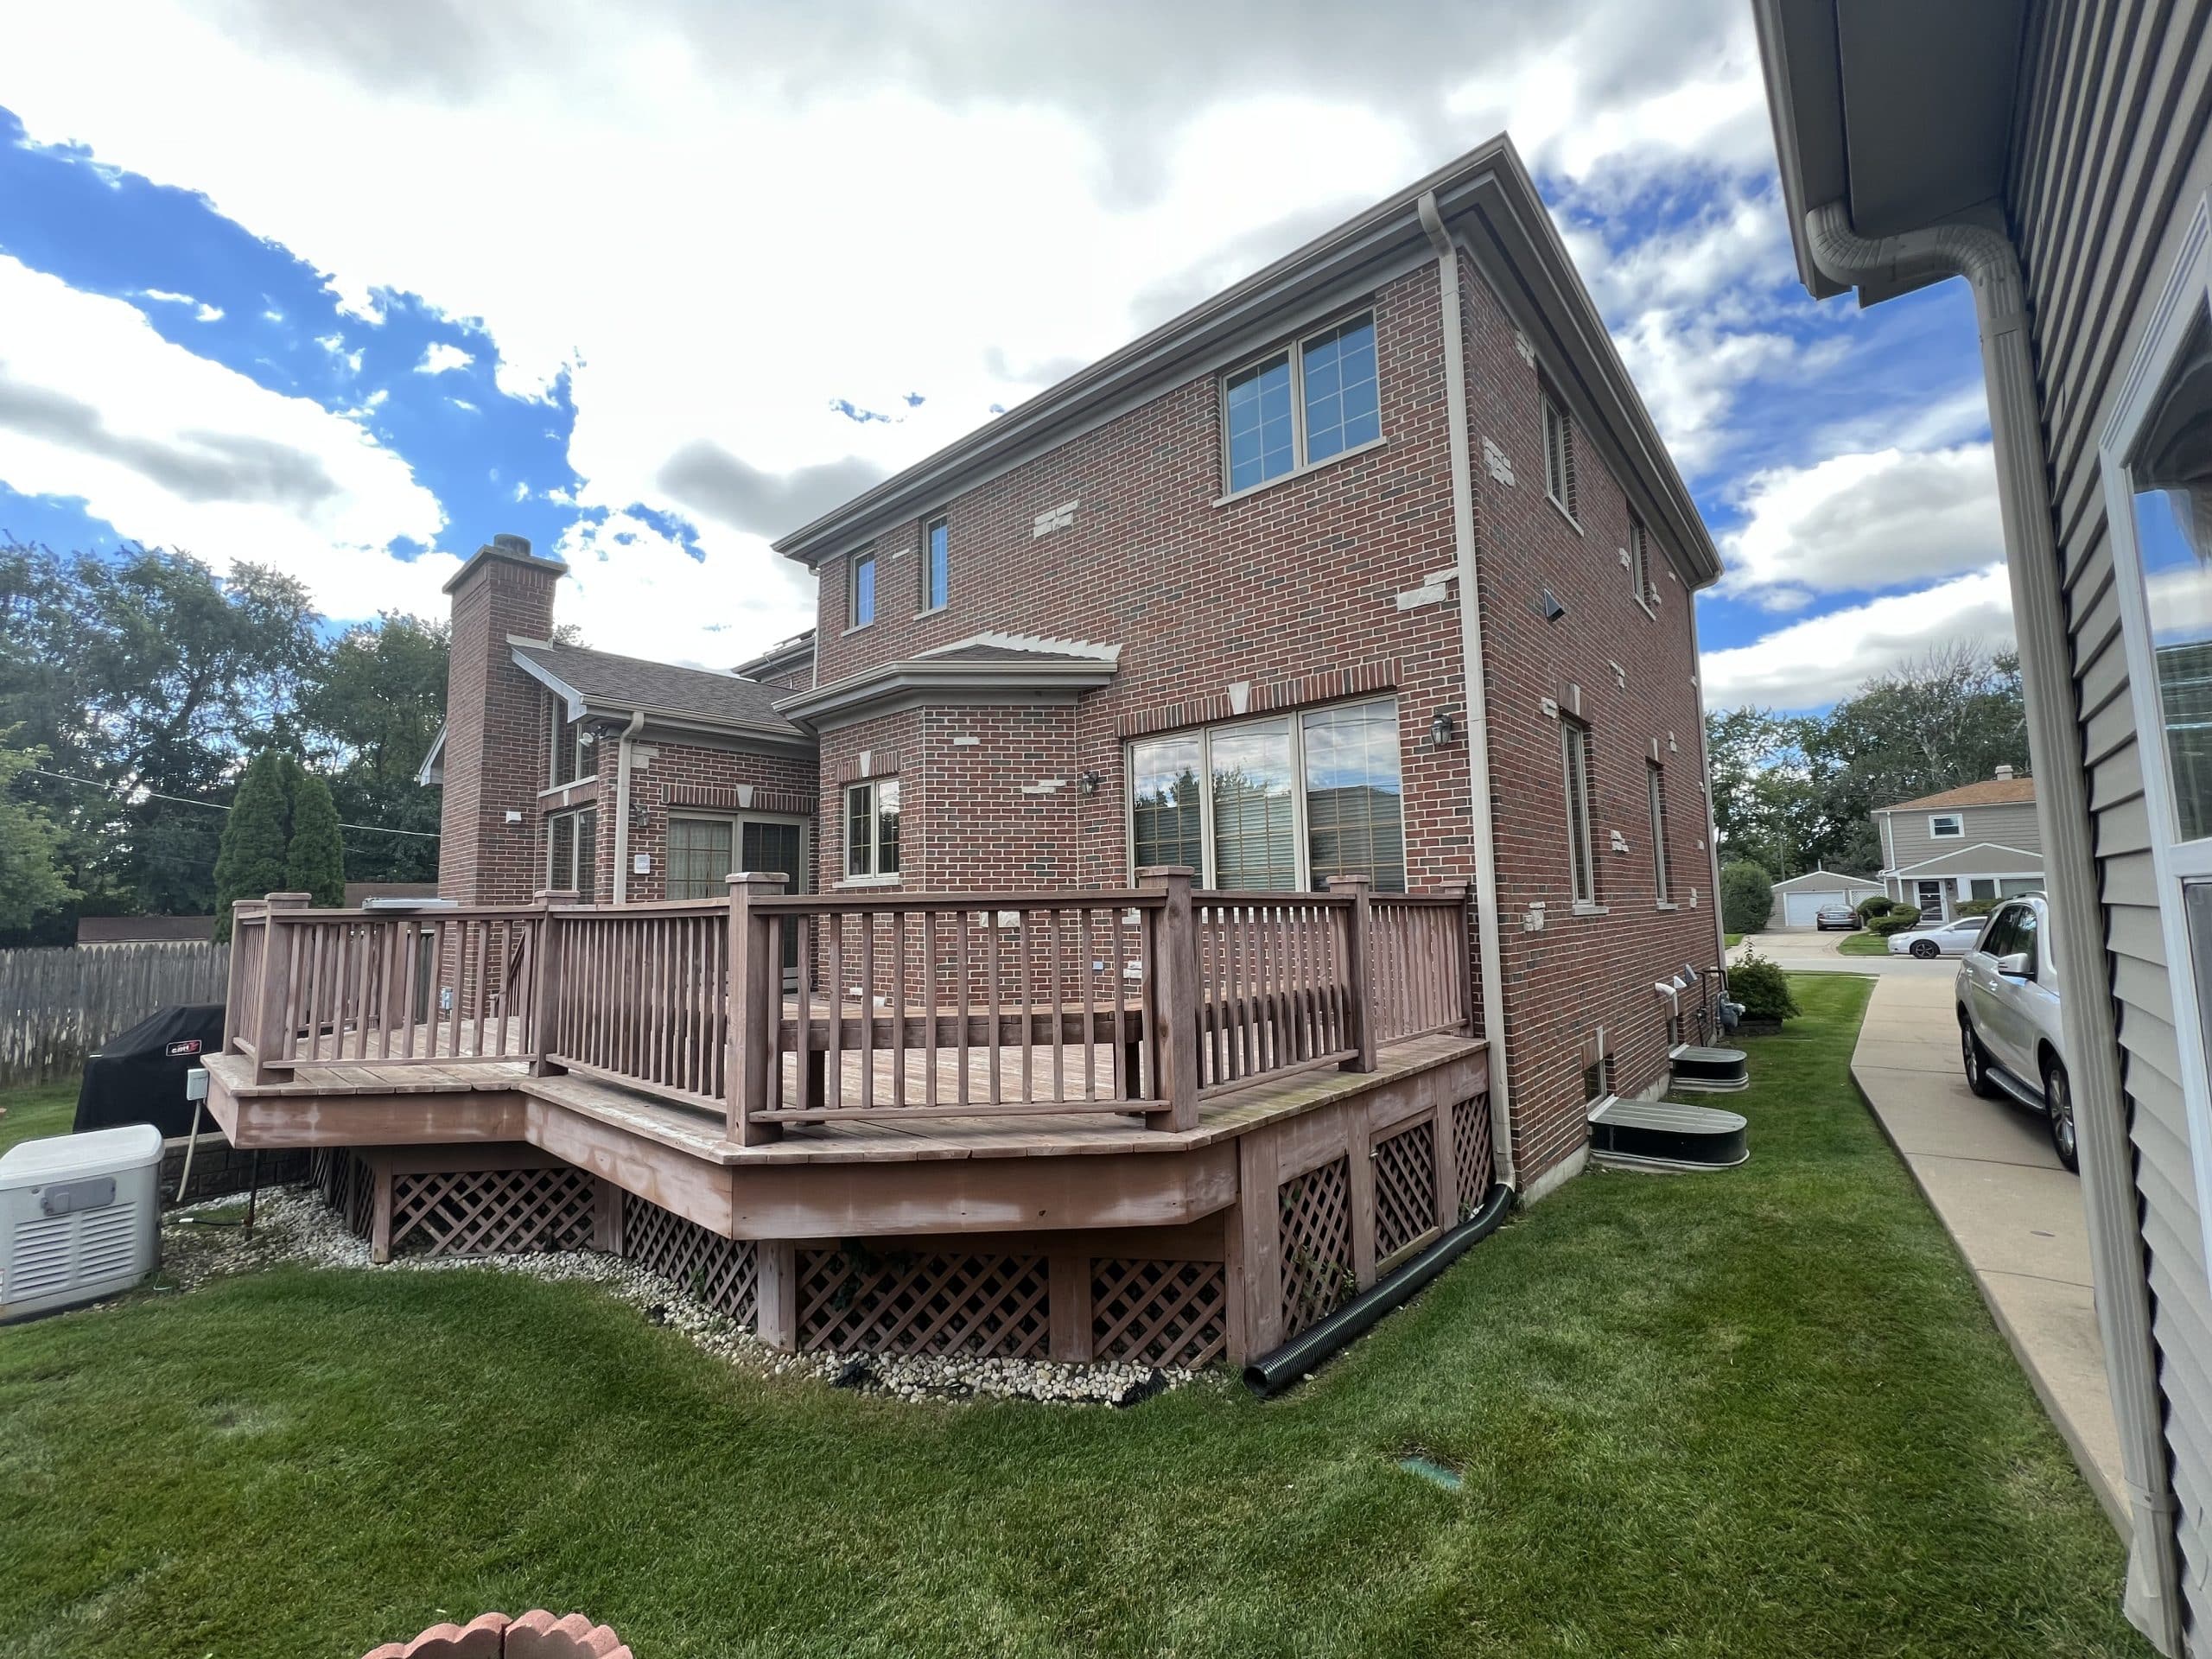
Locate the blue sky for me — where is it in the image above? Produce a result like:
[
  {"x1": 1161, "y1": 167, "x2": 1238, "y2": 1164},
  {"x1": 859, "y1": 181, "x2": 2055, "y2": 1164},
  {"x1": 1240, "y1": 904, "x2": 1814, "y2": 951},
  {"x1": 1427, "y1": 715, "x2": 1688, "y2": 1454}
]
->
[{"x1": 0, "y1": 1, "x2": 2012, "y2": 709}]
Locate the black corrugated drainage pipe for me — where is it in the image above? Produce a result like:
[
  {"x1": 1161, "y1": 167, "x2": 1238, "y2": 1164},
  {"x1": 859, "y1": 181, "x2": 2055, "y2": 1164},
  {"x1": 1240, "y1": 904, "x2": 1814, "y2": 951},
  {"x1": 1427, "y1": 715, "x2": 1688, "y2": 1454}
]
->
[{"x1": 1243, "y1": 1180, "x2": 1514, "y2": 1397}]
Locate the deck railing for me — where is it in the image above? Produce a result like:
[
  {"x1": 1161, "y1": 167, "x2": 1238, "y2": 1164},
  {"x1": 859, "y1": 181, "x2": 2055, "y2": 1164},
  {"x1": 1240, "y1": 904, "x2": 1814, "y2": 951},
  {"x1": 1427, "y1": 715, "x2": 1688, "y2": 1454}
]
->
[{"x1": 226, "y1": 869, "x2": 1474, "y2": 1141}]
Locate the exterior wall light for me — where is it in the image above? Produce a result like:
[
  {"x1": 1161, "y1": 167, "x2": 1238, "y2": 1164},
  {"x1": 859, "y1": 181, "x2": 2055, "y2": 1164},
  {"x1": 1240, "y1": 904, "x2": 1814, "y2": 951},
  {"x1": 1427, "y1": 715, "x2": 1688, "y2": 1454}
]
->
[
  {"x1": 1428, "y1": 710, "x2": 1459, "y2": 748},
  {"x1": 1078, "y1": 769, "x2": 1103, "y2": 797}
]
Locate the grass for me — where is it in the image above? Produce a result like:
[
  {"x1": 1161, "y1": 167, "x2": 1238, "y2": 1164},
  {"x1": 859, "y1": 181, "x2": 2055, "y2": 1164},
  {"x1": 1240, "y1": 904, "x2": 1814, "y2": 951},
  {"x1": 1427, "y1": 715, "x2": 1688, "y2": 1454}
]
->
[
  {"x1": 1723, "y1": 931, "x2": 1742, "y2": 947},
  {"x1": 1838, "y1": 930, "x2": 1895, "y2": 957},
  {"x1": 0, "y1": 977, "x2": 2148, "y2": 1658},
  {"x1": 0, "y1": 1074, "x2": 81, "y2": 1155}
]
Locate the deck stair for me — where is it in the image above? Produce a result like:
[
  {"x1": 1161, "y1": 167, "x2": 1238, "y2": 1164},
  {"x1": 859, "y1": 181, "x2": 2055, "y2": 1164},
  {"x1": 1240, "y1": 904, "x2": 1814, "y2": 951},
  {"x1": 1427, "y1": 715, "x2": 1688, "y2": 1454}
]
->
[
  {"x1": 1587, "y1": 1096, "x2": 1749, "y2": 1169},
  {"x1": 1669, "y1": 1045, "x2": 1750, "y2": 1092}
]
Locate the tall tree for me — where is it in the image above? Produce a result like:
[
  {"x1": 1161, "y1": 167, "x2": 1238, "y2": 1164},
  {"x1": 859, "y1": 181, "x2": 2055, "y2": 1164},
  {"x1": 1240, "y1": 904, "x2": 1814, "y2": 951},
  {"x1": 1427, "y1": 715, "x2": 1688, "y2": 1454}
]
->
[
  {"x1": 212, "y1": 750, "x2": 297, "y2": 939},
  {"x1": 0, "y1": 737, "x2": 78, "y2": 935},
  {"x1": 284, "y1": 768, "x2": 346, "y2": 907},
  {"x1": 299, "y1": 612, "x2": 447, "y2": 884}
]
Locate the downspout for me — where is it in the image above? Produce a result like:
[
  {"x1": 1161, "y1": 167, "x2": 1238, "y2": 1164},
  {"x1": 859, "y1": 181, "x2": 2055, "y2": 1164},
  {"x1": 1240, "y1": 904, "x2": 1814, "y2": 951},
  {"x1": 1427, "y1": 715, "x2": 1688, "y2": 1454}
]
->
[
  {"x1": 1420, "y1": 190, "x2": 1516, "y2": 1192},
  {"x1": 609, "y1": 708, "x2": 645, "y2": 904},
  {"x1": 1805, "y1": 200, "x2": 2183, "y2": 1656}
]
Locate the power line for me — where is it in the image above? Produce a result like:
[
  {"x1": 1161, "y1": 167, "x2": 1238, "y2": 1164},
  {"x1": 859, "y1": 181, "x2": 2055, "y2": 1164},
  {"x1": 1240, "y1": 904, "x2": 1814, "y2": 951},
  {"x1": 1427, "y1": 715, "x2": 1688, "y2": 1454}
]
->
[{"x1": 19, "y1": 766, "x2": 441, "y2": 839}]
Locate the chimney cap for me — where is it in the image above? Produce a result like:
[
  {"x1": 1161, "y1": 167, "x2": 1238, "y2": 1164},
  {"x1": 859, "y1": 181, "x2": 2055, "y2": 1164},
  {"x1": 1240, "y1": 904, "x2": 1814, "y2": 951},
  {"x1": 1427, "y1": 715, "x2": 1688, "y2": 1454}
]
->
[
  {"x1": 1994, "y1": 763, "x2": 2015, "y2": 780},
  {"x1": 442, "y1": 531, "x2": 569, "y2": 594}
]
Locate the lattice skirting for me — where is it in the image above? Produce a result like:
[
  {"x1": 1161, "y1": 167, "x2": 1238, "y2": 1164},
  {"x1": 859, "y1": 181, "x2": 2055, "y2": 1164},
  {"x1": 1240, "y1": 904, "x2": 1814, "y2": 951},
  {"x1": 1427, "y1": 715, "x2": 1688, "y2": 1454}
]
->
[
  {"x1": 1451, "y1": 1093, "x2": 1495, "y2": 1216},
  {"x1": 1091, "y1": 1258, "x2": 1227, "y2": 1368},
  {"x1": 308, "y1": 1147, "x2": 376, "y2": 1236},
  {"x1": 621, "y1": 1194, "x2": 758, "y2": 1322},
  {"x1": 1373, "y1": 1116, "x2": 1439, "y2": 1260},
  {"x1": 390, "y1": 1166, "x2": 596, "y2": 1256},
  {"x1": 1278, "y1": 1155, "x2": 1354, "y2": 1338},
  {"x1": 797, "y1": 1245, "x2": 1051, "y2": 1357}
]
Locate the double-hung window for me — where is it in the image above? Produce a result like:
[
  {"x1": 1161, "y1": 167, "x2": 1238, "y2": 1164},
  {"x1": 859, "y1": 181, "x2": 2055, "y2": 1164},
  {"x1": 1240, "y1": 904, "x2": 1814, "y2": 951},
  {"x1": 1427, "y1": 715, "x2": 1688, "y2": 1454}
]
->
[
  {"x1": 849, "y1": 550, "x2": 877, "y2": 629},
  {"x1": 1561, "y1": 717, "x2": 1596, "y2": 904},
  {"x1": 1222, "y1": 311, "x2": 1380, "y2": 494},
  {"x1": 921, "y1": 514, "x2": 949, "y2": 612},
  {"x1": 547, "y1": 806, "x2": 598, "y2": 903},
  {"x1": 1647, "y1": 760, "x2": 1670, "y2": 902},
  {"x1": 1929, "y1": 812, "x2": 1965, "y2": 840},
  {"x1": 1543, "y1": 391, "x2": 1578, "y2": 520},
  {"x1": 844, "y1": 779, "x2": 901, "y2": 880},
  {"x1": 1127, "y1": 697, "x2": 1404, "y2": 890}
]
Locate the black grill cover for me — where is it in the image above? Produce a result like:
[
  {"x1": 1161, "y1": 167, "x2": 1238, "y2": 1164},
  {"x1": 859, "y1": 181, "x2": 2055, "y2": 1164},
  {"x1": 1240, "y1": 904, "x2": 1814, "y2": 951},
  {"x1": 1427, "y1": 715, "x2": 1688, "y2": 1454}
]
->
[{"x1": 73, "y1": 1004, "x2": 227, "y2": 1139}]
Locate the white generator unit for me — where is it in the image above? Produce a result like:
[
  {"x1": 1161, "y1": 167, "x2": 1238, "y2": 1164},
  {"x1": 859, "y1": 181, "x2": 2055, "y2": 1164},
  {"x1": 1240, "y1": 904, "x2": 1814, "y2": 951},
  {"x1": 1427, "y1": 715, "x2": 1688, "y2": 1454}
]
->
[{"x1": 0, "y1": 1123, "x2": 163, "y2": 1321}]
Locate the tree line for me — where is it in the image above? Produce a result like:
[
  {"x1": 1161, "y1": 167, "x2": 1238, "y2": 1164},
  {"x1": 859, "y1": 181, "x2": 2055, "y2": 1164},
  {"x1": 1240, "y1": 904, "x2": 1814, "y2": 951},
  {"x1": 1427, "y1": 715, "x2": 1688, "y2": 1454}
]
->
[
  {"x1": 1707, "y1": 642, "x2": 2030, "y2": 881},
  {"x1": 0, "y1": 541, "x2": 448, "y2": 945}
]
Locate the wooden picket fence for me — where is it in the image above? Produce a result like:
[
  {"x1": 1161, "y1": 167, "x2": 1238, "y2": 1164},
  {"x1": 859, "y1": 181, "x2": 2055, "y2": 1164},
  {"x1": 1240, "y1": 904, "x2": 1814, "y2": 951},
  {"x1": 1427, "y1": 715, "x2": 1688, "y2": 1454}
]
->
[{"x1": 0, "y1": 943, "x2": 232, "y2": 1087}]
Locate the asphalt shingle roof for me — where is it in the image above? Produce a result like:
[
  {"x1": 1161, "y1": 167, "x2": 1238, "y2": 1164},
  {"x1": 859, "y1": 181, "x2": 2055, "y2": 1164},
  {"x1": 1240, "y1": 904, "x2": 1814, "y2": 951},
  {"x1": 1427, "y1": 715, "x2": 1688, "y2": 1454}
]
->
[
  {"x1": 1882, "y1": 777, "x2": 2037, "y2": 811},
  {"x1": 513, "y1": 640, "x2": 803, "y2": 735}
]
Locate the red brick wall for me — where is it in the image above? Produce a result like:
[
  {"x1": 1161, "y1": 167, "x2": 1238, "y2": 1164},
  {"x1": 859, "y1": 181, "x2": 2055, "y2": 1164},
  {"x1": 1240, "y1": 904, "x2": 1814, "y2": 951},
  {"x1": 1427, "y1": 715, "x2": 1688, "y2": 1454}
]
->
[
  {"x1": 439, "y1": 553, "x2": 562, "y2": 906},
  {"x1": 591, "y1": 734, "x2": 818, "y2": 902},
  {"x1": 801, "y1": 253, "x2": 1721, "y2": 1190}
]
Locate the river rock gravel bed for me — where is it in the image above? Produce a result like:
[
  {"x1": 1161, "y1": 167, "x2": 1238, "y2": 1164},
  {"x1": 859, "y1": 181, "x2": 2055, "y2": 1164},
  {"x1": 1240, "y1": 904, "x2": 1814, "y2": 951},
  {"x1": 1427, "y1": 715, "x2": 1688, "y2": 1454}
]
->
[{"x1": 157, "y1": 1189, "x2": 1202, "y2": 1408}]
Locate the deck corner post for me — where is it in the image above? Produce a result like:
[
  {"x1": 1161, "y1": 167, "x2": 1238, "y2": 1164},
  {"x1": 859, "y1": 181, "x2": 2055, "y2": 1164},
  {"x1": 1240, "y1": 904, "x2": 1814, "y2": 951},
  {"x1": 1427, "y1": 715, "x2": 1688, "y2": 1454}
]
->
[
  {"x1": 251, "y1": 892, "x2": 310, "y2": 1084},
  {"x1": 1328, "y1": 874, "x2": 1376, "y2": 1073},
  {"x1": 757, "y1": 1239, "x2": 798, "y2": 1351},
  {"x1": 1448, "y1": 880, "x2": 1478, "y2": 1037},
  {"x1": 728, "y1": 872, "x2": 788, "y2": 1146},
  {"x1": 369, "y1": 1157, "x2": 395, "y2": 1264},
  {"x1": 529, "y1": 888, "x2": 578, "y2": 1077},
  {"x1": 1048, "y1": 1251, "x2": 1095, "y2": 1362},
  {"x1": 223, "y1": 898, "x2": 263, "y2": 1053},
  {"x1": 1137, "y1": 865, "x2": 1200, "y2": 1132}
]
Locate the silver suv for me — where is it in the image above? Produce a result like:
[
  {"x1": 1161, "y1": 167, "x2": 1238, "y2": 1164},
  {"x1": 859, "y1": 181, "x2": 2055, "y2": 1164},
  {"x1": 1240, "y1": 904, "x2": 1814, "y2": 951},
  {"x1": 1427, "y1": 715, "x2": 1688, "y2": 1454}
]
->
[{"x1": 1955, "y1": 894, "x2": 2075, "y2": 1171}]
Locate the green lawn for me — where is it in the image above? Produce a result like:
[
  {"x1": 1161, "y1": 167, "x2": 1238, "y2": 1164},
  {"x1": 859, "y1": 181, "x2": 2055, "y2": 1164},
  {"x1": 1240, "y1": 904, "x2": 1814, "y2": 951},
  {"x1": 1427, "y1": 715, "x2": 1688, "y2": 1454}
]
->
[
  {"x1": 0, "y1": 978, "x2": 2147, "y2": 1658},
  {"x1": 0, "y1": 1074, "x2": 80, "y2": 1155},
  {"x1": 1723, "y1": 931, "x2": 1742, "y2": 947},
  {"x1": 1838, "y1": 930, "x2": 1894, "y2": 957}
]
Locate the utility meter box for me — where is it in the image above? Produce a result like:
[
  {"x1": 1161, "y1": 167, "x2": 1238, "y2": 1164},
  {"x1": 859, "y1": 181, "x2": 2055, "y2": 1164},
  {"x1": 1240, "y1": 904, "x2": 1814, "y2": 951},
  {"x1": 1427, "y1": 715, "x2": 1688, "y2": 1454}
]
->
[{"x1": 0, "y1": 1124, "x2": 163, "y2": 1321}]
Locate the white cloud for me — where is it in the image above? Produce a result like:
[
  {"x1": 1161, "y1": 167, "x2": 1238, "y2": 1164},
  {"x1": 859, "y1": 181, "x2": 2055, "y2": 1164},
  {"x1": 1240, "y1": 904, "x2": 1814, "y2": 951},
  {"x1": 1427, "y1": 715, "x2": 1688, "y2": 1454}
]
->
[
  {"x1": 0, "y1": 252, "x2": 452, "y2": 620},
  {"x1": 194, "y1": 302, "x2": 223, "y2": 322},
  {"x1": 141, "y1": 287, "x2": 196, "y2": 306},
  {"x1": 550, "y1": 509, "x2": 815, "y2": 668},
  {"x1": 1700, "y1": 567, "x2": 2016, "y2": 710},
  {"x1": 1720, "y1": 443, "x2": 2004, "y2": 605},
  {"x1": 416, "y1": 341, "x2": 474, "y2": 375}
]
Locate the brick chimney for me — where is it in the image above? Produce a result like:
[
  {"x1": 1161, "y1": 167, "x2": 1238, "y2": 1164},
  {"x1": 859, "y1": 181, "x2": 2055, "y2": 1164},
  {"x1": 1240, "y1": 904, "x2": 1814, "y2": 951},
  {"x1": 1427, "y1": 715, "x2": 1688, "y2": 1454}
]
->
[{"x1": 437, "y1": 534, "x2": 568, "y2": 906}]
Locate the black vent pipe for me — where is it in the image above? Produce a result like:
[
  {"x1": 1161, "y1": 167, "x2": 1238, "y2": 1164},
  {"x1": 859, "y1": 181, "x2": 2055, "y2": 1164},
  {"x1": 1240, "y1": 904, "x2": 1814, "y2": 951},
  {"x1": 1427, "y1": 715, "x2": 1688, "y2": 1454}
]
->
[{"x1": 1243, "y1": 1180, "x2": 1514, "y2": 1397}]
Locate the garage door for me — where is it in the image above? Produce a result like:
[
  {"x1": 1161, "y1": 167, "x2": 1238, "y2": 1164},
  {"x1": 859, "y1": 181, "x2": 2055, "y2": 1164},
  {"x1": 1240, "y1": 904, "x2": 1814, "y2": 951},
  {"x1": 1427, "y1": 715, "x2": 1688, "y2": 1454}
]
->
[{"x1": 1782, "y1": 890, "x2": 1845, "y2": 927}]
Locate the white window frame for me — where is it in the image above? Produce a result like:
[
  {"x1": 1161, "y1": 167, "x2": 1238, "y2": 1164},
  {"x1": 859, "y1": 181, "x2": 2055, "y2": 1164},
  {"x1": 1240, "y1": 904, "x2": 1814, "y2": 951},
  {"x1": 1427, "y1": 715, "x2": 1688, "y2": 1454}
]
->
[
  {"x1": 842, "y1": 778, "x2": 900, "y2": 881},
  {"x1": 546, "y1": 804, "x2": 598, "y2": 899},
  {"x1": 919, "y1": 512, "x2": 950, "y2": 614},
  {"x1": 1122, "y1": 696, "x2": 1406, "y2": 890},
  {"x1": 1542, "y1": 390, "x2": 1578, "y2": 524},
  {"x1": 1628, "y1": 514, "x2": 1656, "y2": 613},
  {"x1": 848, "y1": 548, "x2": 878, "y2": 632},
  {"x1": 2099, "y1": 187, "x2": 2212, "y2": 1293},
  {"x1": 1928, "y1": 812, "x2": 1966, "y2": 839},
  {"x1": 547, "y1": 696, "x2": 589, "y2": 789},
  {"x1": 1561, "y1": 716, "x2": 1597, "y2": 906},
  {"x1": 1647, "y1": 760, "x2": 1670, "y2": 904},
  {"x1": 1216, "y1": 308, "x2": 1382, "y2": 500}
]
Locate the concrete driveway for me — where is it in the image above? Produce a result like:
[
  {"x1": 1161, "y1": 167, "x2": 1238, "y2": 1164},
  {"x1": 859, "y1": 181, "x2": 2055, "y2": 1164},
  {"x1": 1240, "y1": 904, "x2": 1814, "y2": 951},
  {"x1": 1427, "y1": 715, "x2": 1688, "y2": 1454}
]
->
[{"x1": 1840, "y1": 961, "x2": 2125, "y2": 1529}]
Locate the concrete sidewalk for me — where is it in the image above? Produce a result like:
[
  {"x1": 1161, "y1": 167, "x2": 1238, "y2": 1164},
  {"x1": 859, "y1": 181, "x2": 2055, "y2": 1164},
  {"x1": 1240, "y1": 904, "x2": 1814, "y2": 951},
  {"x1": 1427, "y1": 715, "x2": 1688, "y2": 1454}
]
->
[{"x1": 1847, "y1": 967, "x2": 2126, "y2": 1530}]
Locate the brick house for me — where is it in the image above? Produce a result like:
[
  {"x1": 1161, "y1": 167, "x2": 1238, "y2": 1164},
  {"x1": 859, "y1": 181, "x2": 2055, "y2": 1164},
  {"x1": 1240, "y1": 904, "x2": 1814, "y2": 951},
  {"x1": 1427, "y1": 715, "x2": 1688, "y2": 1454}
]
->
[{"x1": 423, "y1": 137, "x2": 1729, "y2": 1203}]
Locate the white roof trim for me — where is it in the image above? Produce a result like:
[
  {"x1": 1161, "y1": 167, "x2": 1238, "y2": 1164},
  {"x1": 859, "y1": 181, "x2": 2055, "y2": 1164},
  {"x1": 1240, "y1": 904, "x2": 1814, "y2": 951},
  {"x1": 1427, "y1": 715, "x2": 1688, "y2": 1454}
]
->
[
  {"x1": 912, "y1": 630, "x2": 1123, "y2": 664},
  {"x1": 1888, "y1": 842, "x2": 2044, "y2": 875},
  {"x1": 508, "y1": 645, "x2": 588, "y2": 721}
]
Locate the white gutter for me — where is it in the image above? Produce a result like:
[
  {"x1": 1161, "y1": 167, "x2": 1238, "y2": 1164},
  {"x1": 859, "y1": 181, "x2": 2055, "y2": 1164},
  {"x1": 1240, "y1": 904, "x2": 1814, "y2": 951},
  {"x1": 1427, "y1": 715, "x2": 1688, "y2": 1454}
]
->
[
  {"x1": 1804, "y1": 199, "x2": 2182, "y2": 1656},
  {"x1": 609, "y1": 708, "x2": 645, "y2": 904},
  {"x1": 1419, "y1": 190, "x2": 1516, "y2": 1192}
]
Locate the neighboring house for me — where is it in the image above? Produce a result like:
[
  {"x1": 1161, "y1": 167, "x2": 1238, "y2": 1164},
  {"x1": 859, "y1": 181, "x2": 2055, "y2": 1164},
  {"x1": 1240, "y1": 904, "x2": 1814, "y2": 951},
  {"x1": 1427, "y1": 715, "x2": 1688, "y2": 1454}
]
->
[
  {"x1": 74, "y1": 915, "x2": 215, "y2": 945},
  {"x1": 1872, "y1": 769, "x2": 2042, "y2": 921},
  {"x1": 1767, "y1": 868, "x2": 1885, "y2": 929},
  {"x1": 218, "y1": 137, "x2": 1725, "y2": 1379},
  {"x1": 1756, "y1": 5, "x2": 2212, "y2": 1649}
]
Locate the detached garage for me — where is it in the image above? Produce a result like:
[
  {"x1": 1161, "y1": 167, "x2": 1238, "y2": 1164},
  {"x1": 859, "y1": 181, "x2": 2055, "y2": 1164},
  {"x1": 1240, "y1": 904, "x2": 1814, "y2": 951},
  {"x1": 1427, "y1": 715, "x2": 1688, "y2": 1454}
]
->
[{"x1": 1770, "y1": 869, "x2": 1885, "y2": 930}]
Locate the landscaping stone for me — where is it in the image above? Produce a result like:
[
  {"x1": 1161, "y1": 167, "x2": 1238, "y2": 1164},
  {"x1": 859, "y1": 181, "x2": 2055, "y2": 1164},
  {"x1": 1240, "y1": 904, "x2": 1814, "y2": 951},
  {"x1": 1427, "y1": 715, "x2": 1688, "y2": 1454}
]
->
[{"x1": 361, "y1": 1610, "x2": 630, "y2": 1659}]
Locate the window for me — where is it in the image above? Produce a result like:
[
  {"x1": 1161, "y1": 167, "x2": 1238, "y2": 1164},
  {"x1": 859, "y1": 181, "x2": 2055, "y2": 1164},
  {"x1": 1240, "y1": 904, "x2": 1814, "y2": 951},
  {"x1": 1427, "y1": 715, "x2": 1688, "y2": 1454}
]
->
[
  {"x1": 546, "y1": 806, "x2": 597, "y2": 903},
  {"x1": 844, "y1": 779, "x2": 900, "y2": 879},
  {"x1": 1561, "y1": 717, "x2": 1596, "y2": 904},
  {"x1": 667, "y1": 817, "x2": 734, "y2": 901},
  {"x1": 549, "y1": 699, "x2": 588, "y2": 787},
  {"x1": 1628, "y1": 514, "x2": 1653, "y2": 605},
  {"x1": 1542, "y1": 391, "x2": 1577, "y2": 519},
  {"x1": 849, "y1": 550, "x2": 877, "y2": 629},
  {"x1": 1969, "y1": 877, "x2": 1998, "y2": 901},
  {"x1": 1582, "y1": 1033, "x2": 1609, "y2": 1103},
  {"x1": 1929, "y1": 812, "x2": 1965, "y2": 839},
  {"x1": 921, "y1": 514, "x2": 949, "y2": 612},
  {"x1": 1125, "y1": 697, "x2": 1405, "y2": 891},
  {"x1": 1647, "y1": 761, "x2": 1670, "y2": 902},
  {"x1": 1222, "y1": 311, "x2": 1379, "y2": 494}
]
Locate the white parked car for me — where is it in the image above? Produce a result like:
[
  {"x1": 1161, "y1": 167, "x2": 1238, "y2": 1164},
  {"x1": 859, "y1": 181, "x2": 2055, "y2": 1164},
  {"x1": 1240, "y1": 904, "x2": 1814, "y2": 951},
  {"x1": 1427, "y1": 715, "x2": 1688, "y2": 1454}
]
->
[
  {"x1": 1887, "y1": 914, "x2": 1992, "y2": 958},
  {"x1": 1955, "y1": 894, "x2": 2074, "y2": 1171}
]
